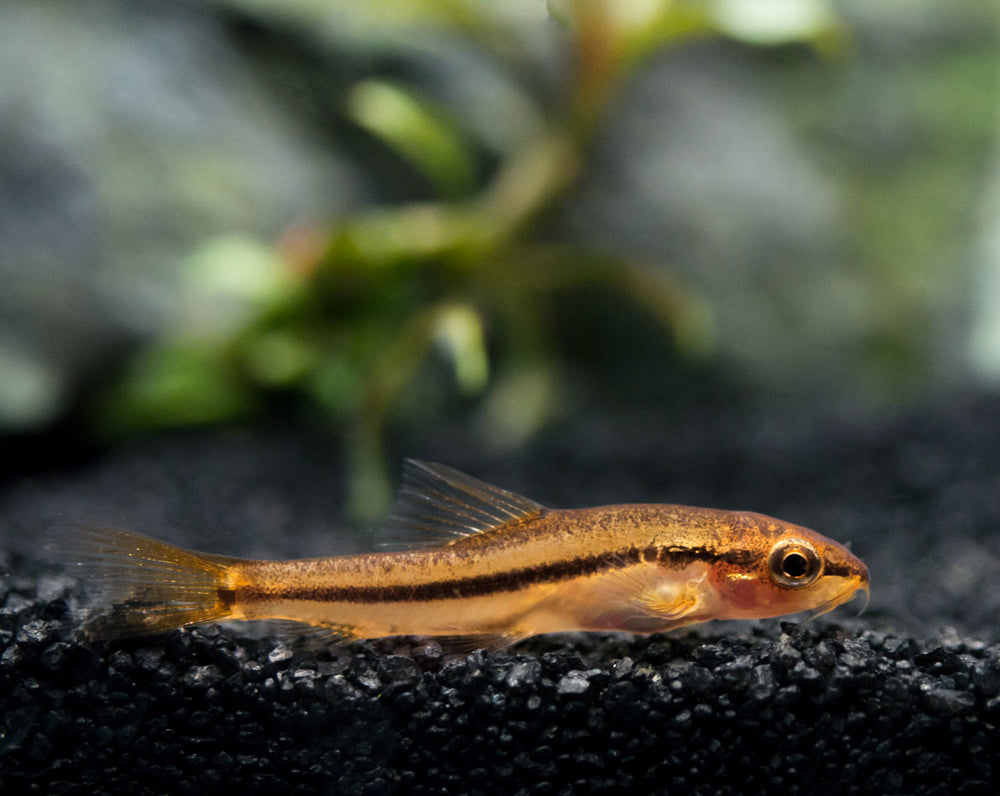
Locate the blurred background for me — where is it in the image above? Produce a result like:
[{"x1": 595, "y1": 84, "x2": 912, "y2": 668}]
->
[{"x1": 2, "y1": 0, "x2": 999, "y2": 520}]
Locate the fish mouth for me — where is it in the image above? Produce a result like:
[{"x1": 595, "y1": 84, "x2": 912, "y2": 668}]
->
[{"x1": 808, "y1": 577, "x2": 870, "y2": 621}]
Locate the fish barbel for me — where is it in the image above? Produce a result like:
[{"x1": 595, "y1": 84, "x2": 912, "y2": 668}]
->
[{"x1": 56, "y1": 460, "x2": 869, "y2": 649}]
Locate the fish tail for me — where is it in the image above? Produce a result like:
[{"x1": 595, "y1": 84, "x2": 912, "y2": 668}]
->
[{"x1": 51, "y1": 525, "x2": 244, "y2": 639}]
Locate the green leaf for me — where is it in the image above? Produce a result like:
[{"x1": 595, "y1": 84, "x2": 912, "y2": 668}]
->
[
  {"x1": 98, "y1": 344, "x2": 253, "y2": 434},
  {"x1": 181, "y1": 236, "x2": 300, "y2": 340},
  {"x1": 347, "y1": 79, "x2": 478, "y2": 198}
]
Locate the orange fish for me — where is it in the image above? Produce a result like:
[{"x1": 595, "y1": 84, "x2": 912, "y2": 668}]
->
[{"x1": 56, "y1": 460, "x2": 868, "y2": 650}]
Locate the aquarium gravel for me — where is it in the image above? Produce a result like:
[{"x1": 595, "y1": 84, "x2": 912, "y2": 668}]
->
[{"x1": 2, "y1": 394, "x2": 1000, "y2": 794}]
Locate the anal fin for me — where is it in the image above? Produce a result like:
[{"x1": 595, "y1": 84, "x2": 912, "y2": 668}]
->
[
  {"x1": 428, "y1": 631, "x2": 527, "y2": 655},
  {"x1": 263, "y1": 619, "x2": 357, "y2": 651}
]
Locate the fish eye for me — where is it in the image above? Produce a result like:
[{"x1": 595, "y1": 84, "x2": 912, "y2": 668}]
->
[{"x1": 768, "y1": 538, "x2": 822, "y2": 589}]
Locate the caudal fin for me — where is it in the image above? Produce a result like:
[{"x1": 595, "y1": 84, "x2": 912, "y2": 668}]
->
[{"x1": 50, "y1": 525, "x2": 244, "y2": 639}]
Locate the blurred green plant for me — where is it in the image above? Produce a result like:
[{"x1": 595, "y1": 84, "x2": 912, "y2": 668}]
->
[{"x1": 98, "y1": 0, "x2": 844, "y2": 520}]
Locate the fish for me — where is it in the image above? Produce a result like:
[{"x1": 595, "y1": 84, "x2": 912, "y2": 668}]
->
[{"x1": 54, "y1": 459, "x2": 869, "y2": 650}]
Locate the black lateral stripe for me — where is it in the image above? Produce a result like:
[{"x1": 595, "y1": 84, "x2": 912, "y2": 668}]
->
[
  {"x1": 823, "y1": 561, "x2": 858, "y2": 578},
  {"x1": 235, "y1": 544, "x2": 729, "y2": 605}
]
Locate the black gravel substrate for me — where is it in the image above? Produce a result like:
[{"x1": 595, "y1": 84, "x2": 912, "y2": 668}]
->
[{"x1": 2, "y1": 393, "x2": 1000, "y2": 794}]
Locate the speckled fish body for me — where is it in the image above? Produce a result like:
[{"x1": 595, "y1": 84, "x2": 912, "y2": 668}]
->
[{"x1": 58, "y1": 461, "x2": 869, "y2": 649}]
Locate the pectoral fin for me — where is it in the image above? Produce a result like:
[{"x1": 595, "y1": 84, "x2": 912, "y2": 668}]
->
[
  {"x1": 634, "y1": 587, "x2": 699, "y2": 620},
  {"x1": 598, "y1": 563, "x2": 704, "y2": 633}
]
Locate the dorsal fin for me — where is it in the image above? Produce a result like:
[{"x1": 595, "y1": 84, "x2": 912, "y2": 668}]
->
[{"x1": 379, "y1": 460, "x2": 545, "y2": 549}]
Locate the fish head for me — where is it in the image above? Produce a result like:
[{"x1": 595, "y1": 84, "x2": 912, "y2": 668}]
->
[{"x1": 708, "y1": 512, "x2": 869, "y2": 622}]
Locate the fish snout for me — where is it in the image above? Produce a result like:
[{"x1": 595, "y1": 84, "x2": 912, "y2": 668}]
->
[{"x1": 818, "y1": 545, "x2": 870, "y2": 616}]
